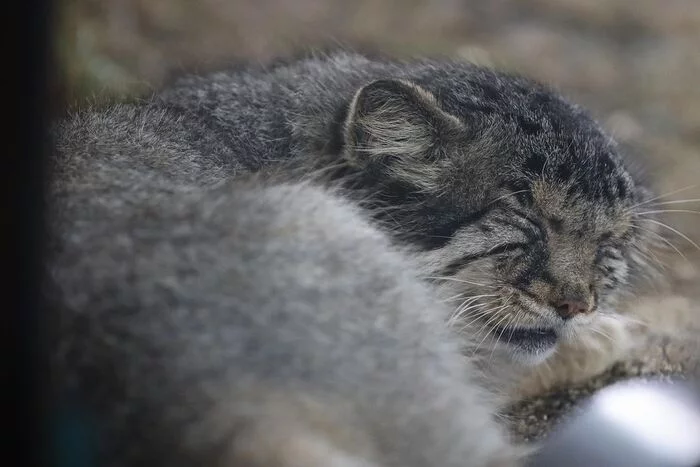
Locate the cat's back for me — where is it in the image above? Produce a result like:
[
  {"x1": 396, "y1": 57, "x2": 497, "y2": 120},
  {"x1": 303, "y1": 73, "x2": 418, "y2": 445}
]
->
[
  {"x1": 50, "y1": 169, "x2": 520, "y2": 466},
  {"x1": 217, "y1": 182, "x2": 520, "y2": 467},
  {"x1": 205, "y1": 181, "x2": 521, "y2": 467}
]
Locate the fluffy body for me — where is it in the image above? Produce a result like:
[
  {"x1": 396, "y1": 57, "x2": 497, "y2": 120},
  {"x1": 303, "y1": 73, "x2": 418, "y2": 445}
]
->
[
  {"x1": 48, "y1": 50, "x2": 662, "y2": 464},
  {"x1": 49, "y1": 105, "x2": 521, "y2": 466}
]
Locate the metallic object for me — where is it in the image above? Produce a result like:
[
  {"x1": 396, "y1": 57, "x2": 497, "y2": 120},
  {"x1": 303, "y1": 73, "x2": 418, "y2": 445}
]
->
[{"x1": 531, "y1": 379, "x2": 700, "y2": 467}]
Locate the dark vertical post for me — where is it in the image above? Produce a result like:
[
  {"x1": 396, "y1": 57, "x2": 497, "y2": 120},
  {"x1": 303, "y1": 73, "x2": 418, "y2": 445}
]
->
[{"x1": 11, "y1": 0, "x2": 53, "y2": 465}]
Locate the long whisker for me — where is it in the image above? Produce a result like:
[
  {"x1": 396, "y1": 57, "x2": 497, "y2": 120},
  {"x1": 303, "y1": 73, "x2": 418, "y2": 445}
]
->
[
  {"x1": 632, "y1": 245, "x2": 668, "y2": 272},
  {"x1": 454, "y1": 299, "x2": 499, "y2": 318},
  {"x1": 425, "y1": 276, "x2": 496, "y2": 288},
  {"x1": 449, "y1": 301, "x2": 498, "y2": 326},
  {"x1": 639, "y1": 198, "x2": 700, "y2": 208},
  {"x1": 453, "y1": 301, "x2": 503, "y2": 329},
  {"x1": 452, "y1": 294, "x2": 498, "y2": 314},
  {"x1": 469, "y1": 302, "x2": 511, "y2": 346},
  {"x1": 460, "y1": 307, "x2": 500, "y2": 331},
  {"x1": 618, "y1": 314, "x2": 647, "y2": 327},
  {"x1": 505, "y1": 310, "x2": 525, "y2": 346},
  {"x1": 631, "y1": 240, "x2": 668, "y2": 268},
  {"x1": 630, "y1": 224, "x2": 689, "y2": 262},
  {"x1": 455, "y1": 308, "x2": 498, "y2": 330},
  {"x1": 441, "y1": 291, "x2": 471, "y2": 303},
  {"x1": 465, "y1": 303, "x2": 508, "y2": 337},
  {"x1": 643, "y1": 218, "x2": 700, "y2": 252},
  {"x1": 590, "y1": 326, "x2": 613, "y2": 343},
  {"x1": 472, "y1": 311, "x2": 511, "y2": 356},
  {"x1": 443, "y1": 292, "x2": 497, "y2": 304},
  {"x1": 626, "y1": 185, "x2": 699, "y2": 211},
  {"x1": 489, "y1": 312, "x2": 515, "y2": 361},
  {"x1": 636, "y1": 209, "x2": 700, "y2": 216}
]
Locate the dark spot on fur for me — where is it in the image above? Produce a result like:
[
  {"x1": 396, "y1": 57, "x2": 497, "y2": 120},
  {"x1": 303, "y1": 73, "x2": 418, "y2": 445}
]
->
[
  {"x1": 517, "y1": 116, "x2": 542, "y2": 135},
  {"x1": 531, "y1": 92, "x2": 554, "y2": 108},
  {"x1": 328, "y1": 100, "x2": 352, "y2": 154},
  {"x1": 555, "y1": 163, "x2": 573, "y2": 182},
  {"x1": 421, "y1": 215, "x2": 464, "y2": 249},
  {"x1": 616, "y1": 177, "x2": 628, "y2": 199},
  {"x1": 405, "y1": 202, "x2": 492, "y2": 251},
  {"x1": 539, "y1": 269, "x2": 557, "y2": 285},
  {"x1": 599, "y1": 154, "x2": 615, "y2": 173},
  {"x1": 481, "y1": 84, "x2": 501, "y2": 101},
  {"x1": 547, "y1": 216, "x2": 564, "y2": 232},
  {"x1": 524, "y1": 152, "x2": 546, "y2": 175},
  {"x1": 460, "y1": 101, "x2": 496, "y2": 114}
]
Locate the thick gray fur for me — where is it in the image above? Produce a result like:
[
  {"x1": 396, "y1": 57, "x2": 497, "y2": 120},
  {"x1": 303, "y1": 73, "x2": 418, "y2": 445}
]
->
[
  {"x1": 154, "y1": 51, "x2": 658, "y2": 362},
  {"x1": 48, "y1": 49, "x2": 661, "y2": 465},
  {"x1": 48, "y1": 103, "x2": 521, "y2": 466}
]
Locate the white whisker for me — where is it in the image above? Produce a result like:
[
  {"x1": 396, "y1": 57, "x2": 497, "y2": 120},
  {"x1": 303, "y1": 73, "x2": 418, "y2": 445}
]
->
[
  {"x1": 636, "y1": 209, "x2": 700, "y2": 216},
  {"x1": 425, "y1": 276, "x2": 496, "y2": 288},
  {"x1": 626, "y1": 185, "x2": 699, "y2": 211},
  {"x1": 489, "y1": 312, "x2": 514, "y2": 361},
  {"x1": 641, "y1": 198, "x2": 700, "y2": 208},
  {"x1": 449, "y1": 302, "x2": 493, "y2": 326},
  {"x1": 630, "y1": 224, "x2": 689, "y2": 262},
  {"x1": 473, "y1": 312, "x2": 511, "y2": 355},
  {"x1": 442, "y1": 292, "x2": 497, "y2": 304},
  {"x1": 505, "y1": 310, "x2": 525, "y2": 346},
  {"x1": 643, "y1": 218, "x2": 700, "y2": 252},
  {"x1": 455, "y1": 304, "x2": 502, "y2": 330},
  {"x1": 590, "y1": 326, "x2": 613, "y2": 342},
  {"x1": 469, "y1": 305, "x2": 511, "y2": 355},
  {"x1": 451, "y1": 295, "x2": 499, "y2": 317}
]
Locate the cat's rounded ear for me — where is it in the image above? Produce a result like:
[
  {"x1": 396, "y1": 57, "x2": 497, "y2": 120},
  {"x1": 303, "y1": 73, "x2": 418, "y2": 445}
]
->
[{"x1": 343, "y1": 79, "x2": 464, "y2": 169}]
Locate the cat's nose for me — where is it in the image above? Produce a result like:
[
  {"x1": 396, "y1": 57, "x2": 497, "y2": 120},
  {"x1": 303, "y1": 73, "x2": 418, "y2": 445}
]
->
[{"x1": 553, "y1": 299, "x2": 591, "y2": 320}]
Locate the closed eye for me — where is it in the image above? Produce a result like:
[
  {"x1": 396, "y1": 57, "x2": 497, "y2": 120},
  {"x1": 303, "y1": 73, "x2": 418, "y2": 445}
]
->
[
  {"x1": 493, "y1": 209, "x2": 545, "y2": 242},
  {"x1": 440, "y1": 242, "x2": 528, "y2": 276}
]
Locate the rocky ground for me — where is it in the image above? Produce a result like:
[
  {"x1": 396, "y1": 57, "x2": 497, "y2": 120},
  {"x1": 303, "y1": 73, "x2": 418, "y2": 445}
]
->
[
  {"x1": 54, "y1": 0, "x2": 700, "y2": 442},
  {"x1": 507, "y1": 321, "x2": 700, "y2": 441}
]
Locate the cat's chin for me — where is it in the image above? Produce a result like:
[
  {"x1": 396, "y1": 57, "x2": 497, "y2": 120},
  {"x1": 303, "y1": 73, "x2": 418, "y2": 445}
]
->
[{"x1": 493, "y1": 326, "x2": 559, "y2": 366}]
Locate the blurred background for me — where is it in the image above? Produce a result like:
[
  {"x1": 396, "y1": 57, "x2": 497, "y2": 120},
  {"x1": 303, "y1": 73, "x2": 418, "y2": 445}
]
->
[
  {"x1": 54, "y1": 0, "x2": 700, "y2": 246},
  {"x1": 53, "y1": 0, "x2": 700, "y2": 440}
]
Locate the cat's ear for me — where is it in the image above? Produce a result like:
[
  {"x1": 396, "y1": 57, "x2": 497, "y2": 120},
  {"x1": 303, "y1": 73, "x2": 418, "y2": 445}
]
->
[{"x1": 343, "y1": 79, "x2": 464, "y2": 189}]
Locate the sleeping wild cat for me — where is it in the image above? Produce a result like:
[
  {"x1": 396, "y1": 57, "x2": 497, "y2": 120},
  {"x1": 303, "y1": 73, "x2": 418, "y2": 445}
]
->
[{"x1": 49, "y1": 50, "x2": 664, "y2": 465}]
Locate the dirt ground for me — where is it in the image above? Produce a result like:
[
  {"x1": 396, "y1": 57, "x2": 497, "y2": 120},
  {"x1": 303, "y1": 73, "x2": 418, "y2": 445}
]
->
[{"x1": 54, "y1": 0, "x2": 700, "y2": 442}]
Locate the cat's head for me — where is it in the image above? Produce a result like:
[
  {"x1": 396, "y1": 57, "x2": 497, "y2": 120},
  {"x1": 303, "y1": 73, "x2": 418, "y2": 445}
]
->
[{"x1": 339, "y1": 69, "x2": 658, "y2": 365}]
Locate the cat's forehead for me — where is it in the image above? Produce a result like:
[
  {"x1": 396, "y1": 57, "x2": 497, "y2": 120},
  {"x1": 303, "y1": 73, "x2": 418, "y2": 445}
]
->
[
  {"x1": 506, "y1": 115, "x2": 637, "y2": 233},
  {"x1": 529, "y1": 178, "x2": 633, "y2": 237}
]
